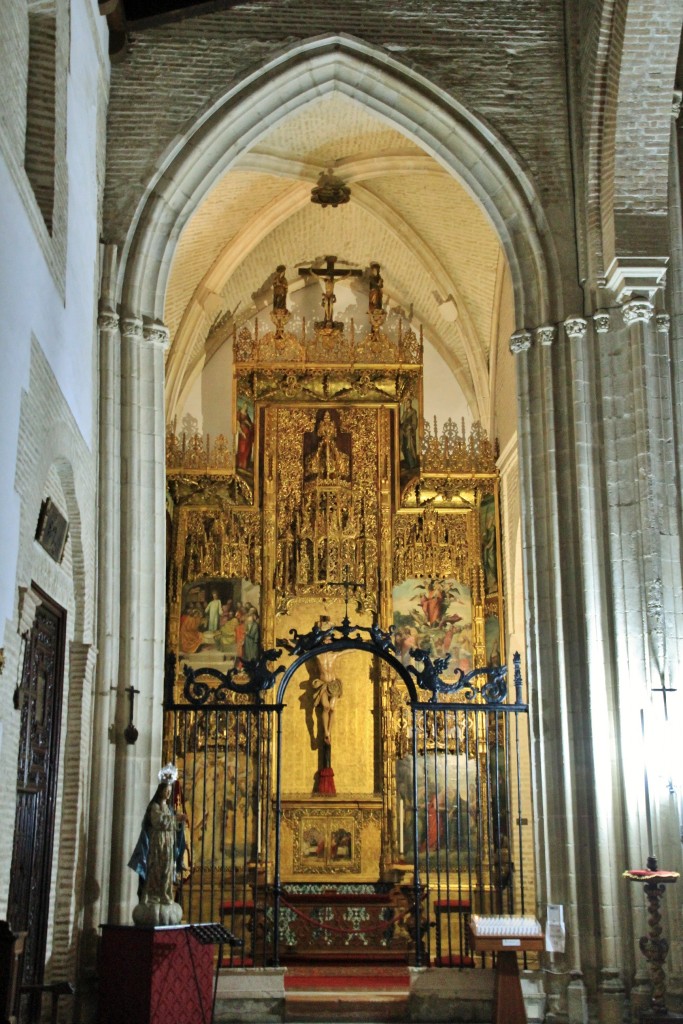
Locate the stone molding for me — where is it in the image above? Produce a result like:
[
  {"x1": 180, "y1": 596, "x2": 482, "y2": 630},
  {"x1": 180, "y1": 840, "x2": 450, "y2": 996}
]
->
[
  {"x1": 509, "y1": 329, "x2": 532, "y2": 354},
  {"x1": 564, "y1": 316, "x2": 588, "y2": 339},
  {"x1": 593, "y1": 310, "x2": 611, "y2": 334},
  {"x1": 120, "y1": 317, "x2": 143, "y2": 340},
  {"x1": 621, "y1": 299, "x2": 654, "y2": 326},
  {"x1": 534, "y1": 325, "x2": 556, "y2": 347},
  {"x1": 604, "y1": 257, "x2": 668, "y2": 303}
]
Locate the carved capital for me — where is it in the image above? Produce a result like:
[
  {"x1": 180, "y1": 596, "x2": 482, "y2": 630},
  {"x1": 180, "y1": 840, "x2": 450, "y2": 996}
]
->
[
  {"x1": 564, "y1": 316, "x2": 588, "y2": 340},
  {"x1": 120, "y1": 317, "x2": 143, "y2": 340},
  {"x1": 509, "y1": 329, "x2": 532, "y2": 355},
  {"x1": 673, "y1": 90, "x2": 682, "y2": 121},
  {"x1": 143, "y1": 322, "x2": 170, "y2": 349},
  {"x1": 593, "y1": 310, "x2": 611, "y2": 334},
  {"x1": 621, "y1": 299, "x2": 654, "y2": 326},
  {"x1": 655, "y1": 312, "x2": 671, "y2": 335},
  {"x1": 534, "y1": 325, "x2": 556, "y2": 347},
  {"x1": 97, "y1": 310, "x2": 120, "y2": 332}
]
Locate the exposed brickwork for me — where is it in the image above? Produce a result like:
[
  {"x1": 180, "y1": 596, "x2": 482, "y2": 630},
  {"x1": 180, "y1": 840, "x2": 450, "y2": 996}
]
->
[
  {"x1": 0, "y1": 339, "x2": 98, "y2": 940},
  {"x1": 573, "y1": 0, "x2": 678, "y2": 275},
  {"x1": 0, "y1": 0, "x2": 70, "y2": 291},
  {"x1": 25, "y1": 3, "x2": 57, "y2": 230}
]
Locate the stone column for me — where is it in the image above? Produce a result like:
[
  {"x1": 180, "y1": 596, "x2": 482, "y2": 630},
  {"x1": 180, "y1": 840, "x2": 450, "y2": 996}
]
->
[
  {"x1": 596, "y1": 290, "x2": 683, "y2": 1010},
  {"x1": 566, "y1": 311, "x2": 627, "y2": 1024},
  {"x1": 108, "y1": 315, "x2": 169, "y2": 924},
  {"x1": 511, "y1": 322, "x2": 590, "y2": 1021},
  {"x1": 83, "y1": 298, "x2": 121, "y2": 948}
]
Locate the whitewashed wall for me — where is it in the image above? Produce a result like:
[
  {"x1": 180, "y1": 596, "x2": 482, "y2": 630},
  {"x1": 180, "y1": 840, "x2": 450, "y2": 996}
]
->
[{"x1": 0, "y1": 0, "x2": 109, "y2": 993}]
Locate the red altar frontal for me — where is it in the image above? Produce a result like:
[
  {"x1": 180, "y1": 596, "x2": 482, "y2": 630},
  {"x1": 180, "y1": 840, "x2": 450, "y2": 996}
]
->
[{"x1": 98, "y1": 925, "x2": 214, "y2": 1024}]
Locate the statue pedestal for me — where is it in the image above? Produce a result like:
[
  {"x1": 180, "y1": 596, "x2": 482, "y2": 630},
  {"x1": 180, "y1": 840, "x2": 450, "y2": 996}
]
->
[{"x1": 98, "y1": 925, "x2": 213, "y2": 1024}]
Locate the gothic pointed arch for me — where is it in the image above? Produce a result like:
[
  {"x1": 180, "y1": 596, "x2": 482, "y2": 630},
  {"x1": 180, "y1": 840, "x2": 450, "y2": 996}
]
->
[{"x1": 116, "y1": 34, "x2": 561, "y2": 330}]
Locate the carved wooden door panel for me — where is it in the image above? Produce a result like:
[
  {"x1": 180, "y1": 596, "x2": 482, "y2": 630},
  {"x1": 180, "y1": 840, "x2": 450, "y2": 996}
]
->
[{"x1": 8, "y1": 594, "x2": 65, "y2": 1009}]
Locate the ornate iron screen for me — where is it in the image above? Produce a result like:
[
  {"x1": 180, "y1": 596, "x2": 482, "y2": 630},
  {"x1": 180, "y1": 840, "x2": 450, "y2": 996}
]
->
[{"x1": 165, "y1": 619, "x2": 529, "y2": 967}]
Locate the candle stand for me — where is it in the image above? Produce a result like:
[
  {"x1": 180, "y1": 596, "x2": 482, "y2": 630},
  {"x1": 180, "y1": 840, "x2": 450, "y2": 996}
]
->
[{"x1": 624, "y1": 857, "x2": 682, "y2": 1023}]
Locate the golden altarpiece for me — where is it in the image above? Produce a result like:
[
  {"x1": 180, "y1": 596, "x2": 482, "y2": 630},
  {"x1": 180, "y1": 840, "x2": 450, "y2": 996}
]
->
[{"x1": 164, "y1": 265, "x2": 524, "y2": 965}]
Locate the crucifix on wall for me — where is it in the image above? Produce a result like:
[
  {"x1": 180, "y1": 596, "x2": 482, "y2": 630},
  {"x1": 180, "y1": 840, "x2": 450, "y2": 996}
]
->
[{"x1": 299, "y1": 255, "x2": 362, "y2": 329}]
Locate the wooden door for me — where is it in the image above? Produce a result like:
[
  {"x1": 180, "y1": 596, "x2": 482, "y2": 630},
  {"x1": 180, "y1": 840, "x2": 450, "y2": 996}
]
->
[{"x1": 7, "y1": 592, "x2": 66, "y2": 1015}]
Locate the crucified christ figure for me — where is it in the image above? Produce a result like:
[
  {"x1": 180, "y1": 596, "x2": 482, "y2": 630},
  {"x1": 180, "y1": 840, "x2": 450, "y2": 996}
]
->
[
  {"x1": 312, "y1": 642, "x2": 343, "y2": 765},
  {"x1": 298, "y1": 255, "x2": 363, "y2": 329}
]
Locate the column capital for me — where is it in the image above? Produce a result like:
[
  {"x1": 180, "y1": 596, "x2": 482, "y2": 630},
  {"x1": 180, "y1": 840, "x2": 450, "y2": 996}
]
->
[
  {"x1": 564, "y1": 316, "x2": 588, "y2": 339},
  {"x1": 621, "y1": 298, "x2": 654, "y2": 326},
  {"x1": 534, "y1": 325, "x2": 556, "y2": 347},
  {"x1": 120, "y1": 316, "x2": 143, "y2": 340},
  {"x1": 655, "y1": 312, "x2": 671, "y2": 334},
  {"x1": 673, "y1": 90, "x2": 682, "y2": 121},
  {"x1": 97, "y1": 310, "x2": 120, "y2": 332},
  {"x1": 509, "y1": 329, "x2": 532, "y2": 354},
  {"x1": 593, "y1": 310, "x2": 611, "y2": 334},
  {"x1": 143, "y1": 322, "x2": 170, "y2": 349}
]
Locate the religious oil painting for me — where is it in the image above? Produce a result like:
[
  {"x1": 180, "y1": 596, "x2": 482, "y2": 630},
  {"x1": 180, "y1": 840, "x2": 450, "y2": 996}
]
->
[
  {"x1": 395, "y1": 752, "x2": 477, "y2": 867},
  {"x1": 398, "y1": 395, "x2": 420, "y2": 492},
  {"x1": 485, "y1": 614, "x2": 501, "y2": 668},
  {"x1": 292, "y1": 814, "x2": 359, "y2": 874},
  {"x1": 392, "y1": 577, "x2": 473, "y2": 679},
  {"x1": 480, "y1": 493, "x2": 498, "y2": 596},
  {"x1": 235, "y1": 396, "x2": 255, "y2": 486},
  {"x1": 178, "y1": 576, "x2": 261, "y2": 672},
  {"x1": 178, "y1": 745, "x2": 259, "y2": 872},
  {"x1": 302, "y1": 824, "x2": 326, "y2": 864}
]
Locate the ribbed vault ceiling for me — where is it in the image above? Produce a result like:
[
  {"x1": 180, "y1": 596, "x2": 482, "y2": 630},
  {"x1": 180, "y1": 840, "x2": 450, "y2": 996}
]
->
[{"x1": 164, "y1": 92, "x2": 507, "y2": 424}]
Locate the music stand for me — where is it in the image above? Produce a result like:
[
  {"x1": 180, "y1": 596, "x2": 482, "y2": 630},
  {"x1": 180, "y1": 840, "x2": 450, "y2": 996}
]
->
[{"x1": 188, "y1": 923, "x2": 242, "y2": 1024}]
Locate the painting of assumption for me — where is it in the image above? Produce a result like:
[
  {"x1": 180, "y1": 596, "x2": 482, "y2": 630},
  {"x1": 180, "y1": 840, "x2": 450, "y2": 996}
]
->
[
  {"x1": 178, "y1": 576, "x2": 261, "y2": 672},
  {"x1": 392, "y1": 577, "x2": 472, "y2": 678}
]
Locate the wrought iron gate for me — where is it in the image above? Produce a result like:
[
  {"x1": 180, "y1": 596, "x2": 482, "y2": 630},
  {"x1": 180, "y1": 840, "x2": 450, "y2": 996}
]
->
[{"x1": 165, "y1": 619, "x2": 529, "y2": 967}]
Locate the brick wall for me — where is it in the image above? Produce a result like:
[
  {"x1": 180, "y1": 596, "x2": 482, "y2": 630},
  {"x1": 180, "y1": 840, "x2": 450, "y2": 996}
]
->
[
  {"x1": 0, "y1": 0, "x2": 70, "y2": 290},
  {"x1": 0, "y1": 340, "x2": 97, "y2": 987}
]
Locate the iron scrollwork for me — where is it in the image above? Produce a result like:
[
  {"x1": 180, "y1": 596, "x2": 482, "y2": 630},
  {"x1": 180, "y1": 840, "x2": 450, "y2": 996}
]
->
[
  {"x1": 407, "y1": 648, "x2": 510, "y2": 704},
  {"x1": 182, "y1": 647, "x2": 284, "y2": 706},
  {"x1": 278, "y1": 618, "x2": 398, "y2": 658}
]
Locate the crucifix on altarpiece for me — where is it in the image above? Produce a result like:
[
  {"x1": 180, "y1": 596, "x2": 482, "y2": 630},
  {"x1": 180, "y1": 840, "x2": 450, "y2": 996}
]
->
[
  {"x1": 311, "y1": 566, "x2": 364, "y2": 795},
  {"x1": 299, "y1": 255, "x2": 363, "y2": 329}
]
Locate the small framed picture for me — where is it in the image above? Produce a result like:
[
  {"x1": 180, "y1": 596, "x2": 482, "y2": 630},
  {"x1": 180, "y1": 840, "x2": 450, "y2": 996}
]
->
[{"x1": 35, "y1": 498, "x2": 69, "y2": 564}]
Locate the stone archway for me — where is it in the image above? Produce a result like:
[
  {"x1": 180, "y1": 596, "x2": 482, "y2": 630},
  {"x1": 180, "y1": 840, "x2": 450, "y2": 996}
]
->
[{"x1": 100, "y1": 32, "x2": 560, "y2": 948}]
